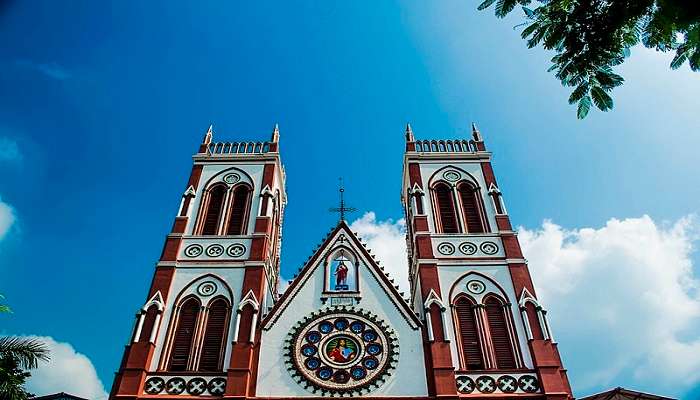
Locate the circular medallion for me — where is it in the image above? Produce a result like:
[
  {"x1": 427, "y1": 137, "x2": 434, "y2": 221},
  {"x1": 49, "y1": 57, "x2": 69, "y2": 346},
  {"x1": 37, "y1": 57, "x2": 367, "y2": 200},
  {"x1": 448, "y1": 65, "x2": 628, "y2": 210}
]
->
[
  {"x1": 187, "y1": 377, "x2": 207, "y2": 395},
  {"x1": 285, "y1": 307, "x2": 398, "y2": 396},
  {"x1": 459, "y1": 242, "x2": 478, "y2": 255},
  {"x1": 197, "y1": 281, "x2": 217, "y2": 297},
  {"x1": 518, "y1": 375, "x2": 539, "y2": 393},
  {"x1": 443, "y1": 170, "x2": 461, "y2": 182},
  {"x1": 227, "y1": 243, "x2": 246, "y2": 257},
  {"x1": 223, "y1": 173, "x2": 241, "y2": 184},
  {"x1": 497, "y1": 375, "x2": 518, "y2": 393},
  {"x1": 475, "y1": 375, "x2": 496, "y2": 393},
  {"x1": 208, "y1": 377, "x2": 227, "y2": 395},
  {"x1": 184, "y1": 244, "x2": 203, "y2": 258},
  {"x1": 144, "y1": 377, "x2": 165, "y2": 394},
  {"x1": 480, "y1": 241, "x2": 499, "y2": 255},
  {"x1": 165, "y1": 377, "x2": 186, "y2": 394},
  {"x1": 466, "y1": 280, "x2": 486, "y2": 294},
  {"x1": 437, "y1": 242, "x2": 456, "y2": 255},
  {"x1": 206, "y1": 244, "x2": 225, "y2": 257},
  {"x1": 455, "y1": 376, "x2": 475, "y2": 394}
]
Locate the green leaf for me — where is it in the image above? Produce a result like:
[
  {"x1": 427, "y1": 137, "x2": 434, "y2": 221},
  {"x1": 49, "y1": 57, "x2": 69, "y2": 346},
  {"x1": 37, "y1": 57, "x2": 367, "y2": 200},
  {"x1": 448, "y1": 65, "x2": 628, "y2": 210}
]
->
[
  {"x1": 547, "y1": 64, "x2": 558, "y2": 72},
  {"x1": 495, "y1": 0, "x2": 517, "y2": 18},
  {"x1": 568, "y1": 83, "x2": 589, "y2": 104},
  {"x1": 670, "y1": 50, "x2": 688, "y2": 70},
  {"x1": 522, "y1": 6, "x2": 535, "y2": 18},
  {"x1": 590, "y1": 85, "x2": 614, "y2": 112},
  {"x1": 477, "y1": 0, "x2": 497, "y2": 11},
  {"x1": 521, "y1": 22, "x2": 539, "y2": 39},
  {"x1": 0, "y1": 337, "x2": 50, "y2": 369},
  {"x1": 577, "y1": 95, "x2": 591, "y2": 119},
  {"x1": 595, "y1": 70, "x2": 624, "y2": 89}
]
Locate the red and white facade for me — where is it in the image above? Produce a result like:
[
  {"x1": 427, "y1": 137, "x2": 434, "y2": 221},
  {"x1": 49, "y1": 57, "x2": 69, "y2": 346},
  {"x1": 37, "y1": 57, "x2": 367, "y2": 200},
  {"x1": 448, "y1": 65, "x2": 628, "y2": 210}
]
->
[{"x1": 110, "y1": 124, "x2": 572, "y2": 400}]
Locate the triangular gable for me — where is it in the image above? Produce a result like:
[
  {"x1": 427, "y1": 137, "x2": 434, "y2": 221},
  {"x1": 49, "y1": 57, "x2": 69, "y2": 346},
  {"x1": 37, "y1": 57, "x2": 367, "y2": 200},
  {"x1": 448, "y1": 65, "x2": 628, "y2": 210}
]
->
[{"x1": 262, "y1": 220, "x2": 420, "y2": 329}]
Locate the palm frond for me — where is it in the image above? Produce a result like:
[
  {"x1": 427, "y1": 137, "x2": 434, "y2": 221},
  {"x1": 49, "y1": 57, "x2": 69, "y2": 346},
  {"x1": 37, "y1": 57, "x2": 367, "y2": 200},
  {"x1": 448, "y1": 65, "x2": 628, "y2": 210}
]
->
[
  {"x1": 577, "y1": 95, "x2": 592, "y2": 119},
  {"x1": 0, "y1": 337, "x2": 50, "y2": 369}
]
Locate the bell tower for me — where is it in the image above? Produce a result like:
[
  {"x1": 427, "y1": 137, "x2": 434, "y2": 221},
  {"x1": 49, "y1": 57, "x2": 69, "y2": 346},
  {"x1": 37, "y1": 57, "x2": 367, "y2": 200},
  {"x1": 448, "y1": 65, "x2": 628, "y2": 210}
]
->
[
  {"x1": 111, "y1": 124, "x2": 286, "y2": 398},
  {"x1": 402, "y1": 124, "x2": 573, "y2": 399}
]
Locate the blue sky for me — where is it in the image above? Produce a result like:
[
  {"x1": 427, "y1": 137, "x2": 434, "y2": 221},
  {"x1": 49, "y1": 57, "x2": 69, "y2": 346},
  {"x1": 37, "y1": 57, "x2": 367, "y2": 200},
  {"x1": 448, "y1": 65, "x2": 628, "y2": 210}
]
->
[{"x1": 1, "y1": 1, "x2": 699, "y2": 398}]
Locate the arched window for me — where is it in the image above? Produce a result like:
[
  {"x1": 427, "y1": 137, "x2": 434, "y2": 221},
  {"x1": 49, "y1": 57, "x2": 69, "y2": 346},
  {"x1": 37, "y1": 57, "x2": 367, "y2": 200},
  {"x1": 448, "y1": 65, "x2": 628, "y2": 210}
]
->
[
  {"x1": 168, "y1": 297, "x2": 200, "y2": 371},
  {"x1": 201, "y1": 185, "x2": 227, "y2": 235},
  {"x1": 199, "y1": 298, "x2": 230, "y2": 371},
  {"x1": 454, "y1": 296, "x2": 484, "y2": 370},
  {"x1": 434, "y1": 183, "x2": 459, "y2": 233},
  {"x1": 485, "y1": 297, "x2": 516, "y2": 368},
  {"x1": 138, "y1": 305, "x2": 158, "y2": 343},
  {"x1": 226, "y1": 185, "x2": 250, "y2": 235},
  {"x1": 458, "y1": 182, "x2": 485, "y2": 233}
]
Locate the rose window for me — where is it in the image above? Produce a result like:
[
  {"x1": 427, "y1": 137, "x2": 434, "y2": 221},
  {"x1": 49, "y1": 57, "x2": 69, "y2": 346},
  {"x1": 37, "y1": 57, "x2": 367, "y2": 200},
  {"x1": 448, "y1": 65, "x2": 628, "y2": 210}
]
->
[{"x1": 285, "y1": 307, "x2": 398, "y2": 396}]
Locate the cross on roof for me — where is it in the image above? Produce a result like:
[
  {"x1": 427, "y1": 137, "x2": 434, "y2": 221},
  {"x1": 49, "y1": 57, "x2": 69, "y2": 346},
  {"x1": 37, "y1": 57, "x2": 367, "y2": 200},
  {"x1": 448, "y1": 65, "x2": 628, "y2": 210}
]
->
[{"x1": 328, "y1": 178, "x2": 357, "y2": 222}]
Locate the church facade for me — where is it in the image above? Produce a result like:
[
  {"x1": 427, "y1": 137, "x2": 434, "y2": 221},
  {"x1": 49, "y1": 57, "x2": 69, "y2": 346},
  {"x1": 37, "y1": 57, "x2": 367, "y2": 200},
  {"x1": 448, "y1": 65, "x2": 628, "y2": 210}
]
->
[{"x1": 110, "y1": 124, "x2": 573, "y2": 399}]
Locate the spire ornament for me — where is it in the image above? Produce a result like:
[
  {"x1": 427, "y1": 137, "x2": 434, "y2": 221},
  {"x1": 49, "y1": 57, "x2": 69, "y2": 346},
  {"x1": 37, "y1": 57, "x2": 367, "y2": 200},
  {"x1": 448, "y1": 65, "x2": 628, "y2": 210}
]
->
[{"x1": 328, "y1": 178, "x2": 357, "y2": 222}]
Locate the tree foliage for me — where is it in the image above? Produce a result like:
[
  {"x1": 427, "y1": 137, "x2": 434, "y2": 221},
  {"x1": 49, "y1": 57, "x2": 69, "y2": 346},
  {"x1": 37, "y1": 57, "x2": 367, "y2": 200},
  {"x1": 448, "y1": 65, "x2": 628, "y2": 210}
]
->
[{"x1": 477, "y1": 0, "x2": 700, "y2": 118}]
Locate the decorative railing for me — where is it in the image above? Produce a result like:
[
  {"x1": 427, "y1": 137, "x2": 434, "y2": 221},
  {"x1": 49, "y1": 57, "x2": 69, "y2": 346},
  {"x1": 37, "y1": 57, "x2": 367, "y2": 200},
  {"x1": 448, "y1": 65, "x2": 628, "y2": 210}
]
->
[
  {"x1": 208, "y1": 141, "x2": 271, "y2": 155},
  {"x1": 143, "y1": 374, "x2": 226, "y2": 396},
  {"x1": 414, "y1": 139, "x2": 477, "y2": 153},
  {"x1": 455, "y1": 371, "x2": 541, "y2": 395}
]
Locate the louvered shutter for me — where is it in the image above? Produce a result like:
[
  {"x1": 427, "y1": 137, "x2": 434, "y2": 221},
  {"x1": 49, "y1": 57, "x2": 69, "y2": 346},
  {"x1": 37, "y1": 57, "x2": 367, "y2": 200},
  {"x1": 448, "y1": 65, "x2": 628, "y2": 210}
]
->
[
  {"x1": 435, "y1": 184, "x2": 458, "y2": 233},
  {"x1": 459, "y1": 184, "x2": 484, "y2": 233},
  {"x1": 168, "y1": 298, "x2": 200, "y2": 371},
  {"x1": 485, "y1": 298, "x2": 516, "y2": 368},
  {"x1": 199, "y1": 299, "x2": 229, "y2": 371},
  {"x1": 226, "y1": 186, "x2": 249, "y2": 235},
  {"x1": 202, "y1": 186, "x2": 226, "y2": 235},
  {"x1": 455, "y1": 297, "x2": 484, "y2": 370}
]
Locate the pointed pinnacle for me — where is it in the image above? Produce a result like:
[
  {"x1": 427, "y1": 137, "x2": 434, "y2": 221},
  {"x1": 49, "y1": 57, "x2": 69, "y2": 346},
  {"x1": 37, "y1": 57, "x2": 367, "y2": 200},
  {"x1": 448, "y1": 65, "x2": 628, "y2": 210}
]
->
[
  {"x1": 405, "y1": 123, "x2": 415, "y2": 142},
  {"x1": 271, "y1": 123, "x2": 280, "y2": 143},
  {"x1": 471, "y1": 122, "x2": 482, "y2": 141},
  {"x1": 203, "y1": 124, "x2": 214, "y2": 144}
]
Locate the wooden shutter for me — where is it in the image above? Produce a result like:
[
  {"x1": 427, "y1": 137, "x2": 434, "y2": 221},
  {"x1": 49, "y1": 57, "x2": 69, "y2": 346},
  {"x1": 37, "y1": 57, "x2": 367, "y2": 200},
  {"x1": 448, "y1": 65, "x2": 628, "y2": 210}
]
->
[
  {"x1": 459, "y1": 184, "x2": 484, "y2": 233},
  {"x1": 485, "y1": 297, "x2": 516, "y2": 368},
  {"x1": 138, "y1": 305, "x2": 158, "y2": 342},
  {"x1": 199, "y1": 299, "x2": 229, "y2": 371},
  {"x1": 226, "y1": 186, "x2": 249, "y2": 235},
  {"x1": 168, "y1": 298, "x2": 200, "y2": 371},
  {"x1": 455, "y1": 297, "x2": 484, "y2": 370},
  {"x1": 435, "y1": 184, "x2": 458, "y2": 233},
  {"x1": 202, "y1": 185, "x2": 226, "y2": 235}
]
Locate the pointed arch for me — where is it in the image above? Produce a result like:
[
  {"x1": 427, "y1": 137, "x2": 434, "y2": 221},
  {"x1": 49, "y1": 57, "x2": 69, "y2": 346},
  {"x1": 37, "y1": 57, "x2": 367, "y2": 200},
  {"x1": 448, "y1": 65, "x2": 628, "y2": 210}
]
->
[
  {"x1": 457, "y1": 181, "x2": 486, "y2": 233},
  {"x1": 433, "y1": 182, "x2": 459, "y2": 233},
  {"x1": 453, "y1": 294, "x2": 484, "y2": 370},
  {"x1": 226, "y1": 184, "x2": 251, "y2": 235},
  {"x1": 484, "y1": 294, "x2": 516, "y2": 369},
  {"x1": 167, "y1": 296, "x2": 200, "y2": 371},
  {"x1": 198, "y1": 297, "x2": 231, "y2": 371},
  {"x1": 200, "y1": 184, "x2": 227, "y2": 235}
]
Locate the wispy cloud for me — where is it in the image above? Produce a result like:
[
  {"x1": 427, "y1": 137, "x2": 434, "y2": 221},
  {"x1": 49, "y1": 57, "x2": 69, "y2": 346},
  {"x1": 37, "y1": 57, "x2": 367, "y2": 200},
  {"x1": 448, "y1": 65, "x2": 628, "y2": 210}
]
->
[
  {"x1": 0, "y1": 196, "x2": 15, "y2": 241},
  {"x1": 15, "y1": 59, "x2": 70, "y2": 80},
  {"x1": 0, "y1": 137, "x2": 22, "y2": 163}
]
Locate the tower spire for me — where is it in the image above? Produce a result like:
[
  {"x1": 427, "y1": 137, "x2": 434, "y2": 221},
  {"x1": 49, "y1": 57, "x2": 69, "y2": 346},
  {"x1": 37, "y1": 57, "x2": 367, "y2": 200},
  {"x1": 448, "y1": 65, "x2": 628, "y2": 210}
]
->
[
  {"x1": 271, "y1": 123, "x2": 280, "y2": 143},
  {"x1": 471, "y1": 122, "x2": 482, "y2": 142},
  {"x1": 204, "y1": 124, "x2": 213, "y2": 144}
]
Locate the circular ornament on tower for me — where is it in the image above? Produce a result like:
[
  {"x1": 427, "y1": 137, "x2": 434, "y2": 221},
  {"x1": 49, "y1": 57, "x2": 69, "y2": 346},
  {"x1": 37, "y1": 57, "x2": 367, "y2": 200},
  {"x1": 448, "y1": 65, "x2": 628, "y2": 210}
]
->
[
  {"x1": 197, "y1": 281, "x2": 217, "y2": 297},
  {"x1": 459, "y1": 242, "x2": 478, "y2": 255},
  {"x1": 206, "y1": 244, "x2": 225, "y2": 257},
  {"x1": 223, "y1": 173, "x2": 241, "y2": 184},
  {"x1": 227, "y1": 243, "x2": 246, "y2": 257},
  {"x1": 184, "y1": 244, "x2": 204, "y2": 258},
  {"x1": 480, "y1": 241, "x2": 499, "y2": 255},
  {"x1": 285, "y1": 307, "x2": 398, "y2": 396},
  {"x1": 443, "y1": 170, "x2": 461, "y2": 182},
  {"x1": 437, "y1": 242, "x2": 456, "y2": 255},
  {"x1": 466, "y1": 280, "x2": 486, "y2": 294}
]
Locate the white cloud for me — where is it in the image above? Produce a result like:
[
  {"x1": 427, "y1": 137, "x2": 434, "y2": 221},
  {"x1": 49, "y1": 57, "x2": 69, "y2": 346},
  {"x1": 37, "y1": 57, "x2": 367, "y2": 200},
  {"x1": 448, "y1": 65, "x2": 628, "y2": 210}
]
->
[
  {"x1": 519, "y1": 216, "x2": 700, "y2": 397},
  {"x1": 349, "y1": 212, "x2": 410, "y2": 296},
  {"x1": 24, "y1": 336, "x2": 108, "y2": 399},
  {"x1": 0, "y1": 196, "x2": 16, "y2": 240},
  {"x1": 0, "y1": 137, "x2": 22, "y2": 163},
  {"x1": 15, "y1": 59, "x2": 70, "y2": 81}
]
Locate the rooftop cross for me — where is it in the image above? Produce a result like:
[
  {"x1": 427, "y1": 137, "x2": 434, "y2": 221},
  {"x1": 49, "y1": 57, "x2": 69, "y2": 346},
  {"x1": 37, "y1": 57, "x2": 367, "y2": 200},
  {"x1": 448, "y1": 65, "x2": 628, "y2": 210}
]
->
[{"x1": 328, "y1": 178, "x2": 357, "y2": 222}]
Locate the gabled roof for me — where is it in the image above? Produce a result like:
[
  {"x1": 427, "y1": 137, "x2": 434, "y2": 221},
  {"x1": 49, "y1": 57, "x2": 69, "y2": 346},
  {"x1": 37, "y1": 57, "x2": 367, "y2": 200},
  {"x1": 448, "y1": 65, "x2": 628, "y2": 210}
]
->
[
  {"x1": 34, "y1": 393, "x2": 89, "y2": 400},
  {"x1": 262, "y1": 220, "x2": 420, "y2": 330},
  {"x1": 579, "y1": 387, "x2": 676, "y2": 400}
]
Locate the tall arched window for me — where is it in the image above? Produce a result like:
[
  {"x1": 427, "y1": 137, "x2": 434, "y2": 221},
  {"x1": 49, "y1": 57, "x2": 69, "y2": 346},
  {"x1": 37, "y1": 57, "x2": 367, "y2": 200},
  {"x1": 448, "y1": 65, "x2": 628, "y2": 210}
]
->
[
  {"x1": 458, "y1": 182, "x2": 485, "y2": 233},
  {"x1": 201, "y1": 185, "x2": 227, "y2": 235},
  {"x1": 168, "y1": 297, "x2": 200, "y2": 371},
  {"x1": 454, "y1": 296, "x2": 484, "y2": 370},
  {"x1": 226, "y1": 185, "x2": 250, "y2": 235},
  {"x1": 485, "y1": 297, "x2": 516, "y2": 368},
  {"x1": 434, "y1": 183, "x2": 459, "y2": 233},
  {"x1": 199, "y1": 298, "x2": 230, "y2": 371}
]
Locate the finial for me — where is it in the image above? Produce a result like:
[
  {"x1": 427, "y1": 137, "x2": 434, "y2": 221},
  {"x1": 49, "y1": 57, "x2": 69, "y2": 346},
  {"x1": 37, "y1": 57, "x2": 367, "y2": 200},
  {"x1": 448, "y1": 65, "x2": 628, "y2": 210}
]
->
[
  {"x1": 271, "y1": 123, "x2": 280, "y2": 143},
  {"x1": 405, "y1": 123, "x2": 415, "y2": 142},
  {"x1": 471, "y1": 122, "x2": 483, "y2": 142},
  {"x1": 328, "y1": 178, "x2": 357, "y2": 222},
  {"x1": 203, "y1": 124, "x2": 213, "y2": 145}
]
